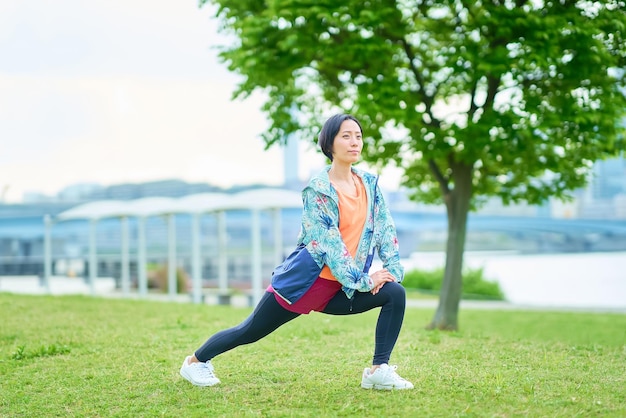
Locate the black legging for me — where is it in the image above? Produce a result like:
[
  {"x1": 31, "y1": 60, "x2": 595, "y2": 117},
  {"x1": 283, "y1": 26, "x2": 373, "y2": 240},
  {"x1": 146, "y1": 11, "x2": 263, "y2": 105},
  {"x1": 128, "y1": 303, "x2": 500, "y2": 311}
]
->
[{"x1": 195, "y1": 281, "x2": 406, "y2": 365}]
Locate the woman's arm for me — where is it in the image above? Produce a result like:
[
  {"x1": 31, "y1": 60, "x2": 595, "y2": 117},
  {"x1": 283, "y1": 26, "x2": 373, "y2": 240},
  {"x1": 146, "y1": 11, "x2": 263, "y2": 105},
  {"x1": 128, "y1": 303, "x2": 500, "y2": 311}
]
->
[{"x1": 373, "y1": 185, "x2": 405, "y2": 282}]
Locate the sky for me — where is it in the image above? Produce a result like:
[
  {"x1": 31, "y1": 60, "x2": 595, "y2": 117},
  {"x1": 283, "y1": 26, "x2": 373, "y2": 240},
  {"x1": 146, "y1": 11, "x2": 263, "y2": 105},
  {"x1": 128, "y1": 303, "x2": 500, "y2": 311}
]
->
[{"x1": 0, "y1": 0, "x2": 343, "y2": 203}]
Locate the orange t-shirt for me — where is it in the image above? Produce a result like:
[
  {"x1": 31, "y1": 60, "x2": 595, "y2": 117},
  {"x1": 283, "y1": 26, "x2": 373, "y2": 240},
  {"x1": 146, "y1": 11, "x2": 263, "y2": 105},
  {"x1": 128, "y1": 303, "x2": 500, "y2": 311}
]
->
[{"x1": 319, "y1": 175, "x2": 367, "y2": 281}]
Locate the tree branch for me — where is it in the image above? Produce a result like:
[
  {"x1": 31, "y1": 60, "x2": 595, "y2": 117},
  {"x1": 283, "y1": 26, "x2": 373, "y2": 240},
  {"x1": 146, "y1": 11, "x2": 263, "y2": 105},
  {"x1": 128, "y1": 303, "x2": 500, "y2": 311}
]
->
[
  {"x1": 468, "y1": 78, "x2": 479, "y2": 121},
  {"x1": 429, "y1": 158, "x2": 450, "y2": 195},
  {"x1": 377, "y1": 6, "x2": 440, "y2": 128},
  {"x1": 398, "y1": 38, "x2": 440, "y2": 128},
  {"x1": 484, "y1": 74, "x2": 501, "y2": 111}
]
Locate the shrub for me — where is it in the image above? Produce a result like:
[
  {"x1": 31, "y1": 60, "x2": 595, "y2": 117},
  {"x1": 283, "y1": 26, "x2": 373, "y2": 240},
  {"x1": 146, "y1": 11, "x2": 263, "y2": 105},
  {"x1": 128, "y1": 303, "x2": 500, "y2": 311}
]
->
[
  {"x1": 147, "y1": 264, "x2": 189, "y2": 293},
  {"x1": 402, "y1": 267, "x2": 504, "y2": 300}
]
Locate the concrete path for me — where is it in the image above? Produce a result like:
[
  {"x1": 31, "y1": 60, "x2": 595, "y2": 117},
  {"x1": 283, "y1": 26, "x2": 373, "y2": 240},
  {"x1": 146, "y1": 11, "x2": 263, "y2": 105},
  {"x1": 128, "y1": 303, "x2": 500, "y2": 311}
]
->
[
  {"x1": 2, "y1": 275, "x2": 625, "y2": 314},
  {"x1": 405, "y1": 298, "x2": 626, "y2": 314}
]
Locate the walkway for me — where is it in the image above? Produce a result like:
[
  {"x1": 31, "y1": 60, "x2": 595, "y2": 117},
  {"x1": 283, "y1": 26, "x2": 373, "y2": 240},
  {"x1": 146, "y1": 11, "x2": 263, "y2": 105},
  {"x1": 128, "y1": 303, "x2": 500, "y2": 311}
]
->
[{"x1": 1, "y1": 276, "x2": 625, "y2": 314}]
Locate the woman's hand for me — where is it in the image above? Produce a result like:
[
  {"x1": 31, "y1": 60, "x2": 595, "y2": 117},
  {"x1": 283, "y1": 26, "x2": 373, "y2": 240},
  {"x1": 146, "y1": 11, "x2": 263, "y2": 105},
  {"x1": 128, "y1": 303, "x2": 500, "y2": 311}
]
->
[{"x1": 370, "y1": 268, "x2": 396, "y2": 295}]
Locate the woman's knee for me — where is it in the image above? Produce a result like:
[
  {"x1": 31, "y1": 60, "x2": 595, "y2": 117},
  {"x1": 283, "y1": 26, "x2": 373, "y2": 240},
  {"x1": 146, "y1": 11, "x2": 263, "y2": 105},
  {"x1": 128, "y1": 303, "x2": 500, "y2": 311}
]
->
[{"x1": 382, "y1": 281, "x2": 406, "y2": 302}]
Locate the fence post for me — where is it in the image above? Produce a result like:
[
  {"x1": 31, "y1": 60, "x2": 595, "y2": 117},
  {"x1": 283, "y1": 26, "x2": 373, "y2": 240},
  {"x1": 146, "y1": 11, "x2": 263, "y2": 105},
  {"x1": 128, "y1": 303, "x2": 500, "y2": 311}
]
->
[{"x1": 43, "y1": 215, "x2": 52, "y2": 293}]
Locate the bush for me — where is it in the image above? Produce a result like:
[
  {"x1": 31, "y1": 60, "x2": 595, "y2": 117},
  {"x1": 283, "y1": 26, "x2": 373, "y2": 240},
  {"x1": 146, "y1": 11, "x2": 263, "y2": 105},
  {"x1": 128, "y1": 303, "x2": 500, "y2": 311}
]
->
[
  {"x1": 147, "y1": 264, "x2": 189, "y2": 293},
  {"x1": 402, "y1": 266, "x2": 504, "y2": 300}
]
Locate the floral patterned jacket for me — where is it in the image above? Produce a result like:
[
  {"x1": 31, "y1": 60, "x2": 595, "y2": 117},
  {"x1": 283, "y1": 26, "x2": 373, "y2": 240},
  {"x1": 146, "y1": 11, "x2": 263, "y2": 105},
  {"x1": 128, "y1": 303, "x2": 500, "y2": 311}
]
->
[{"x1": 295, "y1": 166, "x2": 404, "y2": 300}]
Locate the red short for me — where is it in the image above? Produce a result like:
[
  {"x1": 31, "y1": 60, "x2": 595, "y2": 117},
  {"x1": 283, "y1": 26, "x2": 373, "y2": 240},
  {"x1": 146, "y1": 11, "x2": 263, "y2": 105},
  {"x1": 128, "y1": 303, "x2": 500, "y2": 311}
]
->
[{"x1": 267, "y1": 277, "x2": 342, "y2": 314}]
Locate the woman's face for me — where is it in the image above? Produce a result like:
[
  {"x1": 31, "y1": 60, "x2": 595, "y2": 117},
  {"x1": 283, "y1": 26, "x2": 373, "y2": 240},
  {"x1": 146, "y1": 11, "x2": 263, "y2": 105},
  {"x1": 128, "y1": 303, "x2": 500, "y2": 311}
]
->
[{"x1": 331, "y1": 119, "x2": 363, "y2": 164}]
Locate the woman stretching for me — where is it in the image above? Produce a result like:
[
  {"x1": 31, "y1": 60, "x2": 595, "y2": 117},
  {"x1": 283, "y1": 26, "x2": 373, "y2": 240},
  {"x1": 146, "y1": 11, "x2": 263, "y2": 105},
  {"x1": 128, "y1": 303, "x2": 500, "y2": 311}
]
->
[{"x1": 180, "y1": 114, "x2": 413, "y2": 390}]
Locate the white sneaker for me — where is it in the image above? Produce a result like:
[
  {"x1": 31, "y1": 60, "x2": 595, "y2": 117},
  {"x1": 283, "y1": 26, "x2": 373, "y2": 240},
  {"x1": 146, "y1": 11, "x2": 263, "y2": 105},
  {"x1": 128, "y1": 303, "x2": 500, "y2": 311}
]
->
[
  {"x1": 361, "y1": 364, "x2": 414, "y2": 390},
  {"x1": 179, "y1": 356, "x2": 220, "y2": 387}
]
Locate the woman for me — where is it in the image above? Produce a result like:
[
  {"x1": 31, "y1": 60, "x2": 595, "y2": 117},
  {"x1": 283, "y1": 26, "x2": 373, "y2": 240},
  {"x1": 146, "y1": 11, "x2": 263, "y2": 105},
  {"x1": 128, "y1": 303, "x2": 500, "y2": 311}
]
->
[{"x1": 180, "y1": 114, "x2": 413, "y2": 390}]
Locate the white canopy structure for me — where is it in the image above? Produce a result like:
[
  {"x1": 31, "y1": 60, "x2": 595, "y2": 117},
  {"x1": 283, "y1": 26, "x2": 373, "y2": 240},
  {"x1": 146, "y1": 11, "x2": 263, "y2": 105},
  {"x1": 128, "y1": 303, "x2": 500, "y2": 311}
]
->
[{"x1": 45, "y1": 188, "x2": 303, "y2": 305}]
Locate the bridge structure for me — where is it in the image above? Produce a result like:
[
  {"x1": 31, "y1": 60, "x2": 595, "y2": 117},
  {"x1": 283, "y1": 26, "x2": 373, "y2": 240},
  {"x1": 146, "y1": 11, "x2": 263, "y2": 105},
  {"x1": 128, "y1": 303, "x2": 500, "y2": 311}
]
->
[
  {"x1": 1, "y1": 200, "x2": 625, "y2": 304},
  {"x1": 391, "y1": 211, "x2": 626, "y2": 253}
]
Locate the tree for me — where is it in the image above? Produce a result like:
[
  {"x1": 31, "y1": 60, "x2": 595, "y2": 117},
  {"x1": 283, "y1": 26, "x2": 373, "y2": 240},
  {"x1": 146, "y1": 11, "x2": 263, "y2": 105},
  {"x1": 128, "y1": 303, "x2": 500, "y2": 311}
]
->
[{"x1": 200, "y1": 0, "x2": 626, "y2": 330}]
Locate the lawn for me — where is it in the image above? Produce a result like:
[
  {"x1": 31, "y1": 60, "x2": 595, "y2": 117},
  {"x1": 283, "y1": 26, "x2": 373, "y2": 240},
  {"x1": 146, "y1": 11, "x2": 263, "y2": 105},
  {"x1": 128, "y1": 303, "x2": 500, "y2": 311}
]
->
[{"x1": 1, "y1": 293, "x2": 625, "y2": 417}]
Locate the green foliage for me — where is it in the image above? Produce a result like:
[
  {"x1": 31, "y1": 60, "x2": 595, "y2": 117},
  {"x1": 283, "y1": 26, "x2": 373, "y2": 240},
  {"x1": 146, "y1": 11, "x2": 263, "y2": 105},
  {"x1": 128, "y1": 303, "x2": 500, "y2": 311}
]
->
[
  {"x1": 148, "y1": 263, "x2": 189, "y2": 293},
  {"x1": 10, "y1": 345, "x2": 24, "y2": 360},
  {"x1": 201, "y1": 0, "x2": 626, "y2": 206},
  {"x1": 1, "y1": 294, "x2": 626, "y2": 416},
  {"x1": 199, "y1": 0, "x2": 626, "y2": 328},
  {"x1": 11, "y1": 343, "x2": 71, "y2": 361},
  {"x1": 403, "y1": 267, "x2": 505, "y2": 300},
  {"x1": 462, "y1": 267, "x2": 505, "y2": 300}
]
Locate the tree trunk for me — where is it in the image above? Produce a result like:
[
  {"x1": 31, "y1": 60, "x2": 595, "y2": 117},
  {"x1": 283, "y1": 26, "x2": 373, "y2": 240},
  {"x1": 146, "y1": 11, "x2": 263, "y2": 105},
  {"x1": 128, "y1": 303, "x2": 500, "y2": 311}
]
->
[{"x1": 428, "y1": 162, "x2": 473, "y2": 331}]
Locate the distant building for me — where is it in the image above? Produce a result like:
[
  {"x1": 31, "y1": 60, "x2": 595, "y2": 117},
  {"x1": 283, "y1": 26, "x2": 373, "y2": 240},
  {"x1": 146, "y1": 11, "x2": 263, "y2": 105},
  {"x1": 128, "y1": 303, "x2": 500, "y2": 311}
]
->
[
  {"x1": 590, "y1": 157, "x2": 626, "y2": 200},
  {"x1": 283, "y1": 134, "x2": 301, "y2": 190},
  {"x1": 578, "y1": 155, "x2": 626, "y2": 219},
  {"x1": 22, "y1": 192, "x2": 57, "y2": 203},
  {"x1": 57, "y1": 183, "x2": 103, "y2": 202},
  {"x1": 87, "y1": 179, "x2": 222, "y2": 200}
]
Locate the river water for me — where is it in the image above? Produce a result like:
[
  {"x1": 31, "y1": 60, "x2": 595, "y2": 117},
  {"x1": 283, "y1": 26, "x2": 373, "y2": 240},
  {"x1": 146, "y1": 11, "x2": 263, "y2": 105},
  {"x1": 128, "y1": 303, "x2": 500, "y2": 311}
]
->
[{"x1": 374, "y1": 251, "x2": 626, "y2": 310}]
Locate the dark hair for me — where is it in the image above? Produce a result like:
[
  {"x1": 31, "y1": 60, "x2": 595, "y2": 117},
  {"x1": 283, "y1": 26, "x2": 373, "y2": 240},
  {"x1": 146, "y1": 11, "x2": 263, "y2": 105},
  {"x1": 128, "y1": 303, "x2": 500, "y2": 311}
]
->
[{"x1": 318, "y1": 114, "x2": 363, "y2": 161}]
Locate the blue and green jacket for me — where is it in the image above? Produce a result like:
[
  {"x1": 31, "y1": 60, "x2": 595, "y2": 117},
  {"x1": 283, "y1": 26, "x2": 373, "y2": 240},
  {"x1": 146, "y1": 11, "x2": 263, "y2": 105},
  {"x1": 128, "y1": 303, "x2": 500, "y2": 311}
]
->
[{"x1": 289, "y1": 166, "x2": 404, "y2": 301}]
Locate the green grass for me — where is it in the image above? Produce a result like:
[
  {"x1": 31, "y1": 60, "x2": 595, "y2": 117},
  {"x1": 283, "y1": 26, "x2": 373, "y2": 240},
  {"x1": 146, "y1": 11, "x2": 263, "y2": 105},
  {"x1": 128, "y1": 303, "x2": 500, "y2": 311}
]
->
[{"x1": 1, "y1": 294, "x2": 625, "y2": 417}]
